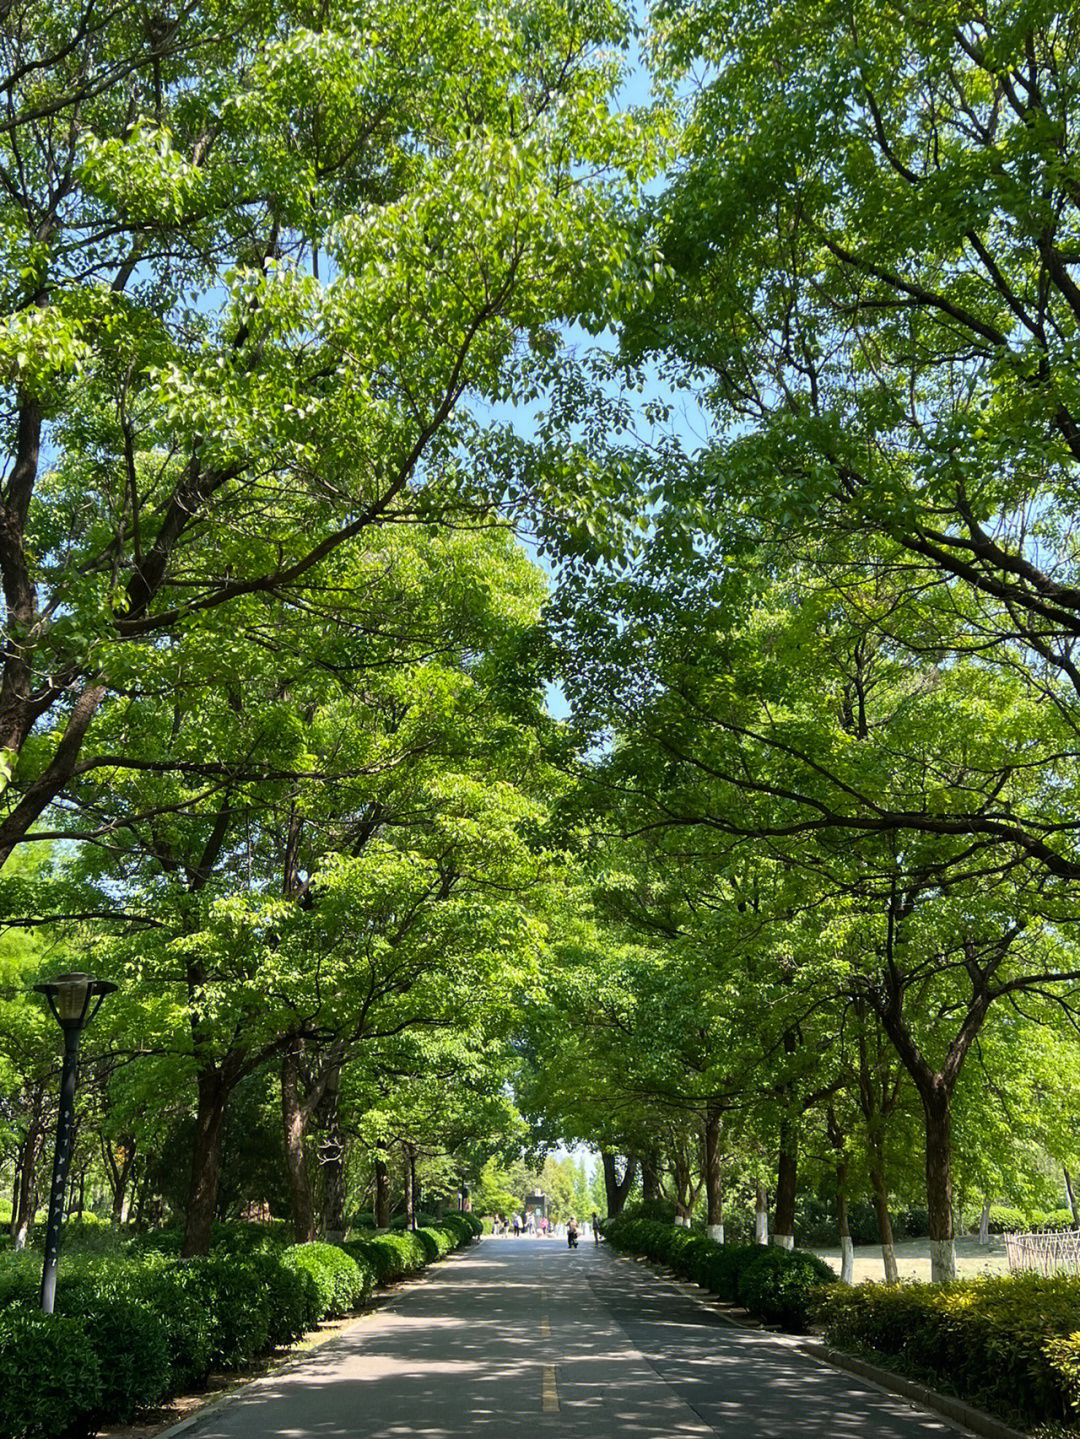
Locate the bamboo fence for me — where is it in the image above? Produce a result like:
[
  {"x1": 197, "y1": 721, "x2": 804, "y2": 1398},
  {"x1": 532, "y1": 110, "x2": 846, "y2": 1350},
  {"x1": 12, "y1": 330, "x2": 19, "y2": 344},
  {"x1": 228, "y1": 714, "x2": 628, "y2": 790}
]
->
[{"x1": 1005, "y1": 1229, "x2": 1080, "y2": 1276}]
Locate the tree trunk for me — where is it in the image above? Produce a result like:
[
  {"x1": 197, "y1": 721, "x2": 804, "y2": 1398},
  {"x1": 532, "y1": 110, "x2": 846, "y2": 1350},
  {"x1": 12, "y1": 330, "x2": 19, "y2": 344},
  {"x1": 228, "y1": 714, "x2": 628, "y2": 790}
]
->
[
  {"x1": 826, "y1": 1106, "x2": 853, "y2": 1283},
  {"x1": 12, "y1": 1117, "x2": 42, "y2": 1250},
  {"x1": 375, "y1": 1154, "x2": 391, "y2": 1230},
  {"x1": 1065, "y1": 1167, "x2": 1079, "y2": 1226},
  {"x1": 704, "y1": 1106, "x2": 724, "y2": 1243},
  {"x1": 641, "y1": 1151, "x2": 660, "y2": 1201},
  {"x1": 8, "y1": 1163, "x2": 18, "y2": 1242},
  {"x1": 181, "y1": 1068, "x2": 230, "y2": 1258},
  {"x1": 978, "y1": 1198, "x2": 991, "y2": 1246},
  {"x1": 754, "y1": 1181, "x2": 768, "y2": 1244},
  {"x1": 868, "y1": 1151, "x2": 899, "y2": 1283},
  {"x1": 922, "y1": 1081, "x2": 957, "y2": 1282},
  {"x1": 404, "y1": 1146, "x2": 415, "y2": 1230},
  {"x1": 106, "y1": 1138, "x2": 137, "y2": 1226},
  {"x1": 133, "y1": 1163, "x2": 152, "y2": 1230},
  {"x1": 772, "y1": 1118, "x2": 797, "y2": 1249},
  {"x1": 282, "y1": 1049, "x2": 315, "y2": 1244},
  {"x1": 320, "y1": 1113, "x2": 345, "y2": 1240},
  {"x1": 601, "y1": 1151, "x2": 637, "y2": 1217},
  {"x1": 837, "y1": 1183, "x2": 854, "y2": 1285}
]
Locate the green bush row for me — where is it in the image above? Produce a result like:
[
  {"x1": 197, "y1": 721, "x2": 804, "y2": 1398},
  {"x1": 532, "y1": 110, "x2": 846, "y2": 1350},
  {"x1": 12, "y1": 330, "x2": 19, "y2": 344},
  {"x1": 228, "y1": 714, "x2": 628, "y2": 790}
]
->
[
  {"x1": 1027, "y1": 1207, "x2": 1076, "y2": 1232},
  {"x1": 603, "y1": 1217, "x2": 834, "y2": 1332},
  {"x1": 817, "y1": 1273, "x2": 1080, "y2": 1429},
  {"x1": 344, "y1": 1212, "x2": 480, "y2": 1284},
  {"x1": 0, "y1": 1216, "x2": 477, "y2": 1439}
]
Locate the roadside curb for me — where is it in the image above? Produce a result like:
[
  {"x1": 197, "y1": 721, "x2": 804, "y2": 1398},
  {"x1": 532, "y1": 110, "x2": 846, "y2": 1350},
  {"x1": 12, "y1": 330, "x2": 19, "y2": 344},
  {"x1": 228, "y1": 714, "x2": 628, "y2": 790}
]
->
[
  {"x1": 607, "y1": 1250, "x2": 1029, "y2": 1439},
  {"x1": 797, "y1": 1343, "x2": 1030, "y2": 1439}
]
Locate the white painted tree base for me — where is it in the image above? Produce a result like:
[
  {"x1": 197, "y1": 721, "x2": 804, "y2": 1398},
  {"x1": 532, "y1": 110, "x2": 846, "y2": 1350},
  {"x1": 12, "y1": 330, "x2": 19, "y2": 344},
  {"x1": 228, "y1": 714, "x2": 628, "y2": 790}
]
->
[
  {"x1": 840, "y1": 1236, "x2": 854, "y2": 1285},
  {"x1": 771, "y1": 1233, "x2": 795, "y2": 1250},
  {"x1": 930, "y1": 1238, "x2": 957, "y2": 1283},
  {"x1": 881, "y1": 1243, "x2": 899, "y2": 1284},
  {"x1": 707, "y1": 1224, "x2": 724, "y2": 1244}
]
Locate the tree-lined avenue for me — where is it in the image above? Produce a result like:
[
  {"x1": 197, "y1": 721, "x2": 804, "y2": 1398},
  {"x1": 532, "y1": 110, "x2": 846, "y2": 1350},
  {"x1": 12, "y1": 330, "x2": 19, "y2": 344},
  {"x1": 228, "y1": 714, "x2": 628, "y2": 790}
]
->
[{"x1": 185, "y1": 1240, "x2": 964, "y2": 1439}]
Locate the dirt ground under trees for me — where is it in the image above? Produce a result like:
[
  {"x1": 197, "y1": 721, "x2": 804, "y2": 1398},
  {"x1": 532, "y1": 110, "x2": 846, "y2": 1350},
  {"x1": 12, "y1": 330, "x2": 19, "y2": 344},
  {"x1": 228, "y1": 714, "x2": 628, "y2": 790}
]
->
[{"x1": 812, "y1": 1235, "x2": 1012, "y2": 1283}]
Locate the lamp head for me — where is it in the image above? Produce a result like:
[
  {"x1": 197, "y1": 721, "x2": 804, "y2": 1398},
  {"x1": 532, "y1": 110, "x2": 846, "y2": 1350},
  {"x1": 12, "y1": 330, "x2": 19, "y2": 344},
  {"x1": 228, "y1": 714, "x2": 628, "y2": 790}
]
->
[{"x1": 34, "y1": 972, "x2": 117, "y2": 1032}]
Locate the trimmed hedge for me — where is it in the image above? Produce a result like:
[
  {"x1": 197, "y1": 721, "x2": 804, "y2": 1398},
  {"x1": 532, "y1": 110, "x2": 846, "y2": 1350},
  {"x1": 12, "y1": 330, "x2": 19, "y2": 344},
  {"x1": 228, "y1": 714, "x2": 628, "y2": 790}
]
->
[
  {"x1": 0, "y1": 1309, "x2": 102, "y2": 1439},
  {"x1": 985, "y1": 1204, "x2": 1027, "y2": 1235},
  {"x1": 282, "y1": 1242, "x2": 373, "y2": 1319},
  {"x1": 817, "y1": 1273, "x2": 1080, "y2": 1429},
  {"x1": 0, "y1": 1215, "x2": 477, "y2": 1438},
  {"x1": 605, "y1": 1217, "x2": 833, "y2": 1332},
  {"x1": 1030, "y1": 1208, "x2": 1077, "y2": 1232},
  {"x1": 736, "y1": 1247, "x2": 835, "y2": 1331},
  {"x1": 348, "y1": 1229, "x2": 429, "y2": 1282}
]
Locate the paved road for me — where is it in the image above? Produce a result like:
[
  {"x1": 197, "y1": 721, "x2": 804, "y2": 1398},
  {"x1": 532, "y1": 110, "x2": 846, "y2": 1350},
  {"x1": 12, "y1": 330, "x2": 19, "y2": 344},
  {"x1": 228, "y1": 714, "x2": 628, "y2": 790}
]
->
[{"x1": 186, "y1": 1237, "x2": 970, "y2": 1439}]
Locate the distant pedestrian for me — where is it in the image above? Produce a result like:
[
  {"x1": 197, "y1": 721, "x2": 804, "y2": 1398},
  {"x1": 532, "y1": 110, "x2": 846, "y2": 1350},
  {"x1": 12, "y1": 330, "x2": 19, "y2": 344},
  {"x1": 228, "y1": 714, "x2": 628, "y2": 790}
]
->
[
  {"x1": 513, "y1": 1214, "x2": 521, "y2": 1237},
  {"x1": 592, "y1": 1211, "x2": 601, "y2": 1245}
]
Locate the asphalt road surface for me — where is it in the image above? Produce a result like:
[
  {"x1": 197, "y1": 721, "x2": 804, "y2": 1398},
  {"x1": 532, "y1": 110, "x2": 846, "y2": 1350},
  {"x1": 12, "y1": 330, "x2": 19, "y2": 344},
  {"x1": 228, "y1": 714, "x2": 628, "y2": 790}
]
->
[{"x1": 184, "y1": 1236, "x2": 972, "y2": 1439}]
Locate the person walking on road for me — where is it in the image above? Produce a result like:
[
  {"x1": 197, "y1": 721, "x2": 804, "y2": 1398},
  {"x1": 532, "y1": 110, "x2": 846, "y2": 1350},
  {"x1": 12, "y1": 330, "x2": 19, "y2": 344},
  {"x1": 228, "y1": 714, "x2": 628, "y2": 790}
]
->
[
  {"x1": 592, "y1": 1210, "x2": 601, "y2": 1244},
  {"x1": 567, "y1": 1216, "x2": 580, "y2": 1249}
]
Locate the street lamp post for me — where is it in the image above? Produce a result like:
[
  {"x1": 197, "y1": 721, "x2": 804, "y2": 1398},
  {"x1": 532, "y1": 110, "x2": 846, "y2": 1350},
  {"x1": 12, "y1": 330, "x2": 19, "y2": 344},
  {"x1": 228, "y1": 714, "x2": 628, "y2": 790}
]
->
[{"x1": 34, "y1": 972, "x2": 116, "y2": 1314}]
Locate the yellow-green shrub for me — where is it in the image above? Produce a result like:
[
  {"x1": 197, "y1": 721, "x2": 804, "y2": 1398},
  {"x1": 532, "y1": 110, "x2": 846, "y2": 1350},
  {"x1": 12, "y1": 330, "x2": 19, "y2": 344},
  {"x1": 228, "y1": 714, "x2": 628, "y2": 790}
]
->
[{"x1": 817, "y1": 1273, "x2": 1080, "y2": 1428}]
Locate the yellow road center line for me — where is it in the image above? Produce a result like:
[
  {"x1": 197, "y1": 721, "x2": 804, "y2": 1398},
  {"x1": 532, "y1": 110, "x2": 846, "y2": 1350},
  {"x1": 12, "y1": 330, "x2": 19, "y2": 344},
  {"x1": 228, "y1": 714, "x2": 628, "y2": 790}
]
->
[{"x1": 542, "y1": 1364, "x2": 559, "y2": 1413}]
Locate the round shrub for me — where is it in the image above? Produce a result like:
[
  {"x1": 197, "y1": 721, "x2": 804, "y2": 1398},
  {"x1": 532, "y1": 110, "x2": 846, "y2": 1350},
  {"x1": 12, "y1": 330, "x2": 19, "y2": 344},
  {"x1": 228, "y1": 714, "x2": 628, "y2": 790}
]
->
[
  {"x1": 440, "y1": 1212, "x2": 481, "y2": 1245},
  {"x1": 78, "y1": 1294, "x2": 170, "y2": 1422},
  {"x1": 52, "y1": 1258, "x2": 172, "y2": 1421},
  {"x1": 281, "y1": 1242, "x2": 367, "y2": 1319},
  {"x1": 209, "y1": 1220, "x2": 289, "y2": 1253},
  {"x1": 391, "y1": 1211, "x2": 437, "y2": 1230},
  {"x1": 691, "y1": 1243, "x2": 760, "y2": 1302},
  {"x1": 987, "y1": 1205, "x2": 1027, "y2": 1234},
  {"x1": 621, "y1": 1197, "x2": 679, "y2": 1225},
  {"x1": 199, "y1": 1253, "x2": 274, "y2": 1368},
  {"x1": 259, "y1": 1253, "x2": 321, "y2": 1343},
  {"x1": 349, "y1": 1231, "x2": 428, "y2": 1282},
  {"x1": 1033, "y1": 1209, "x2": 1078, "y2": 1232},
  {"x1": 416, "y1": 1226, "x2": 456, "y2": 1261},
  {"x1": 736, "y1": 1247, "x2": 835, "y2": 1332},
  {"x1": 0, "y1": 1308, "x2": 101, "y2": 1439},
  {"x1": 143, "y1": 1260, "x2": 216, "y2": 1388}
]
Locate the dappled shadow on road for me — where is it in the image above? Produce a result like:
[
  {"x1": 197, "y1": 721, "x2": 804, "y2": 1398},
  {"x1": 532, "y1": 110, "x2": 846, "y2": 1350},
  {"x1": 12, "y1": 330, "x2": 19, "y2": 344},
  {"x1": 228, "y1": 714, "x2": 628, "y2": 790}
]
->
[
  {"x1": 189, "y1": 1242, "x2": 955, "y2": 1439},
  {"x1": 192, "y1": 1245, "x2": 580, "y2": 1439},
  {"x1": 587, "y1": 1266, "x2": 955, "y2": 1439}
]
